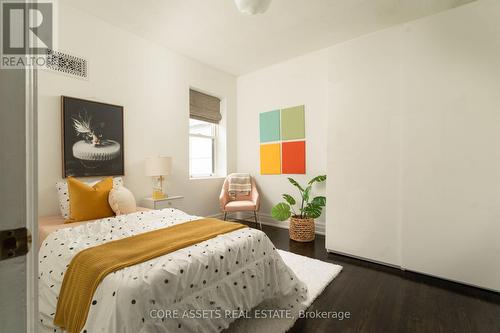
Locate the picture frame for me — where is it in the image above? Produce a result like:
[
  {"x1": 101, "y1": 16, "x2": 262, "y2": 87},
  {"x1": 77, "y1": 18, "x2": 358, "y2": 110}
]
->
[{"x1": 61, "y1": 96, "x2": 124, "y2": 178}]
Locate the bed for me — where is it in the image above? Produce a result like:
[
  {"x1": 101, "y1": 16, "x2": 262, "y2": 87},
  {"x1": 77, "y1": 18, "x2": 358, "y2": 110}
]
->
[{"x1": 38, "y1": 208, "x2": 307, "y2": 333}]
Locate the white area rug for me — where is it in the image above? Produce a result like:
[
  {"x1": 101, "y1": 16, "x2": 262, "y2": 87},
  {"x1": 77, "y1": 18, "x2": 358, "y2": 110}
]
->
[{"x1": 227, "y1": 250, "x2": 343, "y2": 333}]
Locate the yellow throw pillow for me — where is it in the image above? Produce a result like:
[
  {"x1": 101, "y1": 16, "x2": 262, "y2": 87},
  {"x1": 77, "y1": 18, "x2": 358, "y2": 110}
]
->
[{"x1": 66, "y1": 177, "x2": 115, "y2": 223}]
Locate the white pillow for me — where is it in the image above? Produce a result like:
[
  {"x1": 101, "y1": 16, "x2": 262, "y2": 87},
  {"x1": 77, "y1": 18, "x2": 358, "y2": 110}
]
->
[
  {"x1": 108, "y1": 186, "x2": 137, "y2": 215},
  {"x1": 56, "y1": 177, "x2": 123, "y2": 219}
]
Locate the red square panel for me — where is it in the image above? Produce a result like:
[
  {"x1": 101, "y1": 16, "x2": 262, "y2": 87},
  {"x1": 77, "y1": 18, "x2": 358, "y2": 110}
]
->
[{"x1": 282, "y1": 141, "x2": 306, "y2": 174}]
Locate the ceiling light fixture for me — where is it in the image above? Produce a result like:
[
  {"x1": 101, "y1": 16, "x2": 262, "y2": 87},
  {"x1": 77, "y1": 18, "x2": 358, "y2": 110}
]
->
[{"x1": 234, "y1": 0, "x2": 272, "y2": 15}]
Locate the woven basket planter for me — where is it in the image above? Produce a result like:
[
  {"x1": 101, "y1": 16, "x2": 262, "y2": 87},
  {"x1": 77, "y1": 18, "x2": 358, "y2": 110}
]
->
[{"x1": 289, "y1": 216, "x2": 315, "y2": 242}]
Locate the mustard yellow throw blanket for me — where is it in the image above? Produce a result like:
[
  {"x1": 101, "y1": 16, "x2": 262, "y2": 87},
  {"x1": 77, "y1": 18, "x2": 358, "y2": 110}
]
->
[{"x1": 54, "y1": 218, "x2": 245, "y2": 333}]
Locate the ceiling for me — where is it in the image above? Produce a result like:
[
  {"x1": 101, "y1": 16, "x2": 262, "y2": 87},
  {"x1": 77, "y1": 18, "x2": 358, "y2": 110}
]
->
[{"x1": 64, "y1": 0, "x2": 474, "y2": 75}]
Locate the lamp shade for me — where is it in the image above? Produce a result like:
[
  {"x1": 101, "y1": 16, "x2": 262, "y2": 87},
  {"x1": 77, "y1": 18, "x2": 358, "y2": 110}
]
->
[{"x1": 145, "y1": 156, "x2": 172, "y2": 176}]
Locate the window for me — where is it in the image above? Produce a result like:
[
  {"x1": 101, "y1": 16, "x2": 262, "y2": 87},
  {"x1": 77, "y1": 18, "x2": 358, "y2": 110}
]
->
[
  {"x1": 189, "y1": 119, "x2": 217, "y2": 177},
  {"x1": 189, "y1": 89, "x2": 224, "y2": 178}
]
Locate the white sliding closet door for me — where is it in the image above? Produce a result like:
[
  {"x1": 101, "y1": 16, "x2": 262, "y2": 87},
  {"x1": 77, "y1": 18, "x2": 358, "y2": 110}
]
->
[
  {"x1": 400, "y1": 0, "x2": 500, "y2": 292},
  {"x1": 326, "y1": 27, "x2": 402, "y2": 267}
]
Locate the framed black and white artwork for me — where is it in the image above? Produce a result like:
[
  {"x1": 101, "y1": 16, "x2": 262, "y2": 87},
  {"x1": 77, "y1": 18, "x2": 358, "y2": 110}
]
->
[{"x1": 61, "y1": 96, "x2": 124, "y2": 178}]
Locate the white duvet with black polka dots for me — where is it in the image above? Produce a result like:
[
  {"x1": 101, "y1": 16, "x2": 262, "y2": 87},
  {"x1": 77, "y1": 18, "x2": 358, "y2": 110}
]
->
[{"x1": 39, "y1": 209, "x2": 307, "y2": 333}]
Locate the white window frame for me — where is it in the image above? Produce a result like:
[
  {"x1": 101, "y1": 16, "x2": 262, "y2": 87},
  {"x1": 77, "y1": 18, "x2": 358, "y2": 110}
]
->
[{"x1": 189, "y1": 119, "x2": 218, "y2": 178}]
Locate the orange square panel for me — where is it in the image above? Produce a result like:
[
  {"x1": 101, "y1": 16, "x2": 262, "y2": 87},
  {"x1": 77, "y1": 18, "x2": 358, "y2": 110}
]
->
[
  {"x1": 260, "y1": 143, "x2": 281, "y2": 174},
  {"x1": 282, "y1": 141, "x2": 306, "y2": 174}
]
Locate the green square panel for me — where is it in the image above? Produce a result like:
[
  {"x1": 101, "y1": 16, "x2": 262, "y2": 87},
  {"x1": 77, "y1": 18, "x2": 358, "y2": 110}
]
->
[
  {"x1": 260, "y1": 110, "x2": 281, "y2": 143},
  {"x1": 281, "y1": 105, "x2": 305, "y2": 140}
]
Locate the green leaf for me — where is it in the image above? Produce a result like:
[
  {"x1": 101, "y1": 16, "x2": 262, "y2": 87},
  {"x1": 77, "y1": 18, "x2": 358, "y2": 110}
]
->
[
  {"x1": 271, "y1": 202, "x2": 292, "y2": 221},
  {"x1": 287, "y1": 177, "x2": 304, "y2": 193},
  {"x1": 311, "y1": 196, "x2": 326, "y2": 207},
  {"x1": 303, "y1": 203, "x2": 323, "y2": 219},
  {"x1": 302, "y1": 185, "x2": 312, "y2": 203},
  {"x1": 282, "y1": 194, "x2": 296, "y2": 206},
  {"x1": 308, "y1": 175, "x2": 327, "y2": 185}
]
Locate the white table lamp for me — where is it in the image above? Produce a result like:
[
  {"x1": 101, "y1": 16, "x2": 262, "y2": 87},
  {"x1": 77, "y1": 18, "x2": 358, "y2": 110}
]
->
[{"x1": 145, "y1": 156, "x2": 172, "y2": 199}]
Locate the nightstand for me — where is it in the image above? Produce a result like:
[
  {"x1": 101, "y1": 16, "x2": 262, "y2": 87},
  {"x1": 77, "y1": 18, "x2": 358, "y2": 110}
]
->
[{"x1": 142, "y1": 196, "x2": 184, "y2": 210}]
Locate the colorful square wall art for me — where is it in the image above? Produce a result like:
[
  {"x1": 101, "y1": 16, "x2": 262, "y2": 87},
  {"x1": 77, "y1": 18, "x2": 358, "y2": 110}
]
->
[
  {"x1": 282, "y1": 141, "x2": 306, "y2": 174},
  {"x1": 260, "y1": 143, "x2": 281, "y2": 174},
  {"x1": 259, "y1": 110, "x2": 281, "y2": 143},
  {"x1": 259, "y1": 104, "x2": 306, "y2": 175},
  {"x1": 281, "y1": 105, "x2": 305, "y2": 140}
]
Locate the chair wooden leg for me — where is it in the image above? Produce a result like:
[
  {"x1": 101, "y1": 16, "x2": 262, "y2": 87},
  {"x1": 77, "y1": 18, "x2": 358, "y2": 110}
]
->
[{"x1": 223, "y1": 212, "x2": 227, "y2": 221}]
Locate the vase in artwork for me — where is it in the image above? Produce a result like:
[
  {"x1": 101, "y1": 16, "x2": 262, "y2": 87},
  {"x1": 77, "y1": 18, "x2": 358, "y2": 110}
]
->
[{"x1": 72, "y1": 140, "x2": 121, "y2": 161}]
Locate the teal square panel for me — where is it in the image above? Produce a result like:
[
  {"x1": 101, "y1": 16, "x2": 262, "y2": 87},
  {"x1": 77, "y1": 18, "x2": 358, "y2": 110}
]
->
[
  {"x1": 260, "y1": 110, "x2": 281, "y2": 143},
  {"x1": 281, "y1": 105, "x2": 305, "y2": 140}
]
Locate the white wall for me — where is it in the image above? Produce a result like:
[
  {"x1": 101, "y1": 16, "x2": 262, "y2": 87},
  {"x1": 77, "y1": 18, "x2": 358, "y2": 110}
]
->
[
  {"x1": 38, "y1": 3, "x2": 237, "y2": 217},
  {"x1": 327, "y1": 0, "x2": 500, "y2": 291},
  {"x1": 236, "y1": 51, "x2": 329, "y2": 232}
]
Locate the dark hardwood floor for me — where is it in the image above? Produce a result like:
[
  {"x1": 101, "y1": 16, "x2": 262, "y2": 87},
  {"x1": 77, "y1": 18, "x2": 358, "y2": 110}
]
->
[{"x1": 238, "y1": 220, "x2": 500, "y2": 333}]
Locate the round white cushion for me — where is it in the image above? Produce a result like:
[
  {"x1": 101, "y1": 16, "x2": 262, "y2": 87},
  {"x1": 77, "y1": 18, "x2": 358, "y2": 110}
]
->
[{"x1": 108, "y1": 186, "x2": 137, "y2": 215}]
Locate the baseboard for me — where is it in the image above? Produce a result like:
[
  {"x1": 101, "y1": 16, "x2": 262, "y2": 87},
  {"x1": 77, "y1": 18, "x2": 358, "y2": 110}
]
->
[
  {"x1": 254, "y1": 213, "x2": 291, "y2": 230},
  {"x1": 209, "y1": 212, "x2": 325, "y2": 236},
  {"x1": 207, "y1": 212, "x2": 224, "y2": 219},
  {"x1": 326, "y1": 248, "x2": 401, "y2": 269},
  {"x1": 233, "y1": 212, "x2": 325, "y2": 236},
  {"x1": 326, "y1": 249, "x2": 500, "y2": 294}
]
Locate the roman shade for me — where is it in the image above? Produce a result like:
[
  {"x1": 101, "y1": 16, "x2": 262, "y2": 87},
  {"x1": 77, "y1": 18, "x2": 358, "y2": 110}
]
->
[{"x1": 189, "y1": 89, "x2": 221, "y2": 124}]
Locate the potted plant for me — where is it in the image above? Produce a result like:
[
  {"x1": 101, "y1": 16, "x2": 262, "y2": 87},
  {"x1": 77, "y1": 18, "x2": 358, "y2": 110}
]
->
[{"x1": 271, "y1": 175, "x2": 326, "y2": 242}]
